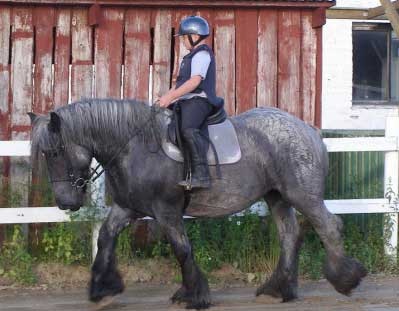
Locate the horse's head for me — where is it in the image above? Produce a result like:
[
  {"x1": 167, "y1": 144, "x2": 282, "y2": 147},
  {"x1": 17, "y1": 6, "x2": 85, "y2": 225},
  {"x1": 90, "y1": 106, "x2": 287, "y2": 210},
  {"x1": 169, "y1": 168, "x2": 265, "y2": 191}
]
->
[{"x1": 29, "y1": 111, "x2": 93, "y2": 211}]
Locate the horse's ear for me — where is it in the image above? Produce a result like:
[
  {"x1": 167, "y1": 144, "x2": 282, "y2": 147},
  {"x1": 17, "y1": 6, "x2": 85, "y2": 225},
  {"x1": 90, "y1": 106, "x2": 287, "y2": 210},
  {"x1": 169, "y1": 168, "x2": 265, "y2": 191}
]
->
[
  {"x1": 27, "y1": 112, "x2": 37, "y2": 124},
  {"x1": 48, "y1": 112, "x2": 61, "y2": 133}
]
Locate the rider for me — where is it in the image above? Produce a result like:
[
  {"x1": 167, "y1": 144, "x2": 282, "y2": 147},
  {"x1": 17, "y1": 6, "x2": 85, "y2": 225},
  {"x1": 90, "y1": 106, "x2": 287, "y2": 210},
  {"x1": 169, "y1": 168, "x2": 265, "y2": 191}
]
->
[{"x1": 158, "y1": 16, "x2": 224, "y2": 189}]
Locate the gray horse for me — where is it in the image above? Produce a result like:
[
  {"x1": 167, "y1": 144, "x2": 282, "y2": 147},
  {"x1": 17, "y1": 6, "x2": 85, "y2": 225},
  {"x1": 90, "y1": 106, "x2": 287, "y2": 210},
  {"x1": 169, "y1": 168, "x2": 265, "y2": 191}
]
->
[{"x1": 29, "y1": 98, "x2": 366, "y2": 309}]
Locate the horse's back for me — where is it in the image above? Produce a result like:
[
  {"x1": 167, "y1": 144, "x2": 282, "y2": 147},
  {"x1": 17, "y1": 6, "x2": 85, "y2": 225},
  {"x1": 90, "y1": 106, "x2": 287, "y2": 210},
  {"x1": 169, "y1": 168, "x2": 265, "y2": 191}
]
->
[
  {"x1": 232, "y1": 107, "x2": 326, "y2": 161},
  {"x1": 231, "y1": 106, "x2": 329, "y2": 191}
]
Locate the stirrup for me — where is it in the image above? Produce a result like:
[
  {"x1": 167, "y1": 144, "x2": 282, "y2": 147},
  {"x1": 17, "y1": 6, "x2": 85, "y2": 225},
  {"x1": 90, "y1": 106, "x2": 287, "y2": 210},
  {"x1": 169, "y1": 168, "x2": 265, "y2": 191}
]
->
[
  {"x1": 178, "y1": 178, "x2": 210, "y2": 190},
  {"x1": 178, "y1": 172, "x2": 192, "y2": 190}
]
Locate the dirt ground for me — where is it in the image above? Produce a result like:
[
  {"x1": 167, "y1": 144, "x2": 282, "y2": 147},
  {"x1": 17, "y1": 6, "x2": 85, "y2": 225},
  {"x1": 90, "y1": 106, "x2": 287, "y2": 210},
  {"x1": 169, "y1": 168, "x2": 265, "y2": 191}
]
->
[{"x1": 0, "y1": 274, "x2": 398, "y2": 311}]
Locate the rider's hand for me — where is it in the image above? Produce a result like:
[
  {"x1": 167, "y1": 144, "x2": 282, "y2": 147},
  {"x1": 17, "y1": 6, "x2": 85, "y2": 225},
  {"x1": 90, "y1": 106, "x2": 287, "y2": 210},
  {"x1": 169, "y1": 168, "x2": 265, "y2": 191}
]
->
[{"x1": 159, "y1": 94, "x2": 173, "y2": 108}]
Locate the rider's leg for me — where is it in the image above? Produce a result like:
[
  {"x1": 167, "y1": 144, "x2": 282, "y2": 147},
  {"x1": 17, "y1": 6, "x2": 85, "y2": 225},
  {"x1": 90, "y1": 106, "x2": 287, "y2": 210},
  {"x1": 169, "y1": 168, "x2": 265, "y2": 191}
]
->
[{"x1": 178, "y1": 97, "x2": 213, "y2": 189}]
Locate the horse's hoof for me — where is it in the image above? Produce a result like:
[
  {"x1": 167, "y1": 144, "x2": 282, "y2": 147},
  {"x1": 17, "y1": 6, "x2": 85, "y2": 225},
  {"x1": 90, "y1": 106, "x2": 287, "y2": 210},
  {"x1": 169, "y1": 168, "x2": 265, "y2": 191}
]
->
[
  {"x1": 89, "y1": 271, "x2": 125, "y2": 303},
  {"x1": 256, "y1": 277, "x2": 298, "y2": 302},
  {"x1": 256, "y1": 281, "x2": 281, "y2": 298},
  {"x1": 90, "y1": 296, "x2": 116, "y2": 311},
  {"x1": 89, "y1": 285, "x2": 124, "y2": 303},
  {"x1": 172, "y1": 284, "x2": 211, "y2": 309},
  {"x1": 185, "y1": 300, "x2": 212, "y2": 310},
  {"x1": 171, "y1": 286, "x2": 189, "y2": 304},
  {"x1": 172, "y1": 287, "x2": 211, "y2": 309},
  {"x1": 324, "y1": 256, "x2": 367, "y2": 296}
]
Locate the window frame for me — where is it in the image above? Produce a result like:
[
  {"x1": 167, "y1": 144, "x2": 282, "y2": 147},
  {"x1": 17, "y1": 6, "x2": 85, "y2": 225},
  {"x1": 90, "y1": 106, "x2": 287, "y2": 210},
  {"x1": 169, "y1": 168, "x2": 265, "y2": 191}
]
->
[{"x1": 351, "y1": 22, "x2": 399, "y2": 106}]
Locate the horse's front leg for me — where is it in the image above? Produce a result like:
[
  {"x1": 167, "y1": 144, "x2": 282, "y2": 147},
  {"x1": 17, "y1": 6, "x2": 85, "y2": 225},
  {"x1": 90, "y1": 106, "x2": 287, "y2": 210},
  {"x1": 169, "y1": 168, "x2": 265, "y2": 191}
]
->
[
  {"x1": 89, "y1": 205, "x2": 133, "y2": 303},
  {"x1": 155, "y1": 208, "x2": 211, "y2": 309}
]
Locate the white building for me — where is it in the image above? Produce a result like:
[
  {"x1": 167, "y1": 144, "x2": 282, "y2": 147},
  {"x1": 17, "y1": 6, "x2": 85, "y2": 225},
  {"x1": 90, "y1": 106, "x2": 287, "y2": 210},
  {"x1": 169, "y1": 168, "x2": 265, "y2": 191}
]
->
[{"x1": 323, "y1": 0, "x2": 399, "y2": 130}]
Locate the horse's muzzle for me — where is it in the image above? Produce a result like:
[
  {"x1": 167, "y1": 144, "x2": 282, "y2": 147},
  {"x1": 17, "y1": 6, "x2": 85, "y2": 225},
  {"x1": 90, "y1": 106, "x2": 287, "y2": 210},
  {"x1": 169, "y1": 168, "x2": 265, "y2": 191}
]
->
[{"x1": 58, "y1": 204, "x2": 81, "y2": 212}]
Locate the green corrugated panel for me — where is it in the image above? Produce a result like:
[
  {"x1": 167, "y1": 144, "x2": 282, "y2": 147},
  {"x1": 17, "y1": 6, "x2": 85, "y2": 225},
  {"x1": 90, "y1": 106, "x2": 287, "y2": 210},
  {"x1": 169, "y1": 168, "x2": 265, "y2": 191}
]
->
[
  {"x1": 323, "y1": 130, "x2": 385, "y2": 200},
  {"x1": 323, "y1": 130, "x2": 385, "y2": 231}
]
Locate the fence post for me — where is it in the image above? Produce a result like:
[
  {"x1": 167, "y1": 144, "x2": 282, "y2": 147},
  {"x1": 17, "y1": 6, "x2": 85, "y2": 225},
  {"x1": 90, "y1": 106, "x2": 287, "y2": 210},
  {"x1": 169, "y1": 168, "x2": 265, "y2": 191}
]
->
[
  {"x1": 90, "y1": 159, "x2": 105, "y2": 261},
  {"x1": 384, "y1": 110, "x2": 399, "y2": 258}
]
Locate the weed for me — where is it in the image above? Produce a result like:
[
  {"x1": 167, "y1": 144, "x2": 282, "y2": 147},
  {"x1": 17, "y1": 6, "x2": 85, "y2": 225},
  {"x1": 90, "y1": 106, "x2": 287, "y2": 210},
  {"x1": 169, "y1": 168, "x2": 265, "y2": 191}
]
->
[{"x1": 0, "y1": 225, "x2": 36, "y2": 285}]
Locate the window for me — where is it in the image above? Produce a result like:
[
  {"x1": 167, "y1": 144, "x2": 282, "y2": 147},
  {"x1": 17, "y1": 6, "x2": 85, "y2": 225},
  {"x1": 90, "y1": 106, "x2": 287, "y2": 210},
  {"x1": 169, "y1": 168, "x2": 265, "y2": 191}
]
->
[{"x1": 352, "y1": 23, "x2": 399, "y2": 105}]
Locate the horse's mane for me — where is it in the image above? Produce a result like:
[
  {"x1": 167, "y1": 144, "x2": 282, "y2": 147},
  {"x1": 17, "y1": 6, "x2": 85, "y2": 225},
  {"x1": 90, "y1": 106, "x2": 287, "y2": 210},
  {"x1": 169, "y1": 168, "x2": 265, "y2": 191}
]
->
[{"x1": 31, "y1": 98, "x2": 163, "y2": 163}]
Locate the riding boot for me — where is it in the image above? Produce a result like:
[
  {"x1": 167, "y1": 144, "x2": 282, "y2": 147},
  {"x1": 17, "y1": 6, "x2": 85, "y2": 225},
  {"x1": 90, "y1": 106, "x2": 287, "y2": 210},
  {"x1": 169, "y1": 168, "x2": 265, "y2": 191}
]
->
[{"x1": 178, "y1": 128, "x2": 211, "y2": 189}]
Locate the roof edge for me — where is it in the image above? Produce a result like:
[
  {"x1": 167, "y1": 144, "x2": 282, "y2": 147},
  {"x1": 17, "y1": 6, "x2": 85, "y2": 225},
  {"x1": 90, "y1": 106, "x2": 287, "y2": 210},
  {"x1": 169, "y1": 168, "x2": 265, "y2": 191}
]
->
[{"x1": 0, "y1": 0, "x2": 336, "y2": 9}]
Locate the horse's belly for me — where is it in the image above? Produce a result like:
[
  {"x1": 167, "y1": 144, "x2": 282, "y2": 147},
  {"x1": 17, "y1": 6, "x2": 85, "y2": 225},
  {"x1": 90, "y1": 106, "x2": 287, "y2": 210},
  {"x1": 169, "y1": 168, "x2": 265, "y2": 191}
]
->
[{"x1": 184, "y1": 179, "x2": 263, "y2": 218}]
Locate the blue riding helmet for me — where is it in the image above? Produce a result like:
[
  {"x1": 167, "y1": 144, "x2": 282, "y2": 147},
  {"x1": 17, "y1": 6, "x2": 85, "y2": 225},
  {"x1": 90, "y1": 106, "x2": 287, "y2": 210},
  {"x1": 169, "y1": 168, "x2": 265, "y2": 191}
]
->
[{"x1": 176, "y1": 16, "x2": 210, "y2": 37}]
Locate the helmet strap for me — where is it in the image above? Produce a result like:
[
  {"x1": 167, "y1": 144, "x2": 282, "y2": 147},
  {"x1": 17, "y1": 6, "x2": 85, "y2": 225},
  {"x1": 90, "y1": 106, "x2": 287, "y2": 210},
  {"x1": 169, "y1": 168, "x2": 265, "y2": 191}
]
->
[{"x1": 188, "y1": 34, "x2": 204, "y2": 48}]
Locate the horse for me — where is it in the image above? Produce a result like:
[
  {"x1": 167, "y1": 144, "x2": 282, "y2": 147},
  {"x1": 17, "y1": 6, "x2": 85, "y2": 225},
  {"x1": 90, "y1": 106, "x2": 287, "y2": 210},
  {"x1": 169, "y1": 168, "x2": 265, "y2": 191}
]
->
[{"x1": 29, "y1": 98, "x2": 367, "y2": 309}]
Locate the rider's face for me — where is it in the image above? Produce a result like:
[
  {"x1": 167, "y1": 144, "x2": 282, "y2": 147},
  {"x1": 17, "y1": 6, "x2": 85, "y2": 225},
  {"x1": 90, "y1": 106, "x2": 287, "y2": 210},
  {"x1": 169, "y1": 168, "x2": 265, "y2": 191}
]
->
[{"x1": 182, "y1": 35, "x2": 192, "y2": 50}]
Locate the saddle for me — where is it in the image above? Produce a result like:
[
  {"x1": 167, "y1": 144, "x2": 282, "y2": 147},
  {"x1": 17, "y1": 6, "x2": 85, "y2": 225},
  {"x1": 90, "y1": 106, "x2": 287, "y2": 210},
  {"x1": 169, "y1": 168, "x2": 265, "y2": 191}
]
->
[{"x1": 162, "y1": 105, "x2": 241, "y2": 165}]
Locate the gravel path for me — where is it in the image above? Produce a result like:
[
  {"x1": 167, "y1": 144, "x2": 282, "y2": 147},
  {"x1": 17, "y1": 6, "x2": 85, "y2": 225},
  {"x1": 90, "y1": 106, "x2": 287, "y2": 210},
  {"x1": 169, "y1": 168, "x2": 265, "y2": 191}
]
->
[{"x1": 0, "y1": 275, "x2": 398, "y2": 311}]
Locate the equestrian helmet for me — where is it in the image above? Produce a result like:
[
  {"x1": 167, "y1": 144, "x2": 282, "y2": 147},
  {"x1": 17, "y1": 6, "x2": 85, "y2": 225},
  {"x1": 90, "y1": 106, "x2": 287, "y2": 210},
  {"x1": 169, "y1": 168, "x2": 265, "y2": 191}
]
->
[{"x1": 176, "y1": 16, "x2": 210, "y2": 37}]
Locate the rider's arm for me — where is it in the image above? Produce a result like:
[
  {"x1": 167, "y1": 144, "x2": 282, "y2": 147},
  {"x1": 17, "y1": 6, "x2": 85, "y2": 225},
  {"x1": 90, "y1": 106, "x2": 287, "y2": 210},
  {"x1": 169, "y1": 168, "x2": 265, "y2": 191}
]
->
[
  {"x1": 159, "y1": 50, "x2": 210, "y2": 107},
  {"x1": 168, "y1": 76, "x2": 201, "y2": 99}
]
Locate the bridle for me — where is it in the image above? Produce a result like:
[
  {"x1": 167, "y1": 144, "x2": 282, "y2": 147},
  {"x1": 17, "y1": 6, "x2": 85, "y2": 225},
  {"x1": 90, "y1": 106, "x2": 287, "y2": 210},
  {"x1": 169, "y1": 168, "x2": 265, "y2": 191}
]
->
[
  {"x1": 43, "y1": 105, "x2": 161, "y2": 190},
  {"x1": 42, "y1": 138, "x2": 93, "y2": 190}
]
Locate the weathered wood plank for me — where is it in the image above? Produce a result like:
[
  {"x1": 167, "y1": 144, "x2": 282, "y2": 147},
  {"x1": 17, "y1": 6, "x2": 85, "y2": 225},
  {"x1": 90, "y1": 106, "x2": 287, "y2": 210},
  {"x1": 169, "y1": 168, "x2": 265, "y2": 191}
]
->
[
  {"x1": 33, "y1": 7, "x2": 55, "y2": 114},
  {"x1": 152, "y1": 9, "x2": 172, "y2": 101},
  {"x1": 31, "y1": 8, "x2": 55, "y2": 245},
  {"x1": 95, "y1": 8, "x2": 124, "y2": 98},
  {"x1": 10, "y1": 7, "x2": 34, "y2": 224},
  {"x1": 195, "y1": 9, "x2": 214, "y2": 47},
  {"x1": 301, "y1": 10, "x2": 317, "y2": 125},
  {"x1": 257, "y1": 9, "x2": 277, "y2": 108},
  {"x1": 71, "y1": 8, "x2": 93, "y2": 101},
  {"x1": 315, "y1": 27, "x2": 322, "y2": 128},
  {"x1": 277, "y1": 9, "x2": 301, "y2": 118},
  {"x1": 214, "y1": 10, "x2": 235, "y2": 115},
  {"x1": 235, "y1": 9, "x2": 258, "y2": 114},
  {"x1": 124, "y1": 8, "x2": 152, "y2": 243},
  {"x1": 172, "y1": 9, "x2": 193, "y2": 85},
  {"x1": 11, "y1": 7, "x2": 33, "y2": 137},
  {"x1": 0, "y1": 5, "x2": 11, "y2": 244},
  {"x1": 0, "y1": 6, "x2": 10, "y2": 141},
  {"x1": 54, "y1": 8, "x2": 71, "y2": 107},
  {"x1": 124, "y1": 8, "x2": 151, "y2": 100}
]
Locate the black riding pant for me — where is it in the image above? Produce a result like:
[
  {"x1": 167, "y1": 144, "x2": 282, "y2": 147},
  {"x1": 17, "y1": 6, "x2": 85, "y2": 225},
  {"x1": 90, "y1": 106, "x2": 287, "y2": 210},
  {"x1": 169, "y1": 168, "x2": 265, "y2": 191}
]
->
[{"x1": 179, "y1": 97, "x2": 214, "y2": 132}]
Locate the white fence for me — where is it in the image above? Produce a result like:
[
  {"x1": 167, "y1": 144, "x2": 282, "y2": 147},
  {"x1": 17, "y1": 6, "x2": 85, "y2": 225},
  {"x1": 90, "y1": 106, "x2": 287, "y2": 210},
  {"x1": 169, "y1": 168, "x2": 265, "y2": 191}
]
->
[{"x1": 0, "y1": 114, "x2": 398, "y2": 258}]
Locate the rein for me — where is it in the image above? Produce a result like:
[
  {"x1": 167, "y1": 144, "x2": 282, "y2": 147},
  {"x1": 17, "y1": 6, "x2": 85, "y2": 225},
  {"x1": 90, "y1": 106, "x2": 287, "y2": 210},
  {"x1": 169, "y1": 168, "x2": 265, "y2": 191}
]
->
[{"x1": 47, "y1": 105, "x2": 160, "y2": 189}]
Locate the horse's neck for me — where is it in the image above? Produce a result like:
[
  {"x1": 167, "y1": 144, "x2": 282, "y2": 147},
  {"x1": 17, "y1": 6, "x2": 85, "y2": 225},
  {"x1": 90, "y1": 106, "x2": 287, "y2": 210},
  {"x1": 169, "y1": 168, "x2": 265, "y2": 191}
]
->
[{"x1": 85, "y1": 106, "x2": 170, "y2": 166}]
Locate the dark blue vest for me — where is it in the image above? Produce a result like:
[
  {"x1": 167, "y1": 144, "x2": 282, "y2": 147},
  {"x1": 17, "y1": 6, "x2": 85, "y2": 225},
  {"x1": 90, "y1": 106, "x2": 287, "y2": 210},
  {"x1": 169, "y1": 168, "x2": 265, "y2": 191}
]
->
[{"x1": 176, "y1": 44, "x2": 224, "y2": 108}]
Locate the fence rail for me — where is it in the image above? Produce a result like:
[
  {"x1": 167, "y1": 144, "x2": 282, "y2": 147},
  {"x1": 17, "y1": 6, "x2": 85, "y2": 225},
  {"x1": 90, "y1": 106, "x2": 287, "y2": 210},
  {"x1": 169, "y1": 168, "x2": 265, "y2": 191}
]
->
[{"x1": 1, "y1": 114, "x2": 398, "y2": 258}]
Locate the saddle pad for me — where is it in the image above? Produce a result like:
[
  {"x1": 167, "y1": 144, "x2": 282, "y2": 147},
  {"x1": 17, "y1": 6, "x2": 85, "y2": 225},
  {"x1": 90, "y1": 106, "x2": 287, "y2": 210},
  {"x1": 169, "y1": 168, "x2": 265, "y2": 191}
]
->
[{"x1": 162, "y1": 119, "x2": 241, "y2": 165}]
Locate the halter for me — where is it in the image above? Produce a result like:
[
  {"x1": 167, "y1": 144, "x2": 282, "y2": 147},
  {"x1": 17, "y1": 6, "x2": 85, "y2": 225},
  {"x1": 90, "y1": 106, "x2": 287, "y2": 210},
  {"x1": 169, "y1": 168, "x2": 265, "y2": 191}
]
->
[{"x1": 44, "y1": 105, "x2": 160, "y2": 190}]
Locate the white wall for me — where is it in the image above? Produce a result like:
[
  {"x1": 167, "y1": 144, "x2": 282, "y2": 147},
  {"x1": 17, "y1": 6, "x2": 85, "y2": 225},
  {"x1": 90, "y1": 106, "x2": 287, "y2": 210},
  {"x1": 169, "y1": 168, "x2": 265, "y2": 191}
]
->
[
  {"x1": 335, "y1": 0, "x2": 380, "y2": 9},
  {"x1": 322, "y1": 18, "x2": 398, "y2": 130}
]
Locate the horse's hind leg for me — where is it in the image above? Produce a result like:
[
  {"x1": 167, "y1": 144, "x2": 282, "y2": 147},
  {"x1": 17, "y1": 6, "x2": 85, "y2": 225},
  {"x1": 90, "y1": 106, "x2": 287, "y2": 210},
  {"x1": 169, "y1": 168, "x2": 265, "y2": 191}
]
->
[
  {"x1": 154, "y1": 207, "x2": 210, "y2": 310},
  {"x1": 289, "y1": 195, "x2": 367, "y2": 295},
  {"x1": 256, "y1": 191, "x2": 303, "y2": 302}
]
